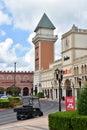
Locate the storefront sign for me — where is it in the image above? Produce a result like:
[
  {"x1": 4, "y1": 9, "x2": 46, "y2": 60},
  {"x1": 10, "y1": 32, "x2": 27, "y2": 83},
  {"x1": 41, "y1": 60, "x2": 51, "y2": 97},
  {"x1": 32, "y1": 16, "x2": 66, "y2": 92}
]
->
[
  {"x1": 20, "y1": 80, "x2": 33, "y2": 83},
  {"x1": 63, "y1": 68, "x2": 72, "y2": 74},
  {"x1": 65, "y1": 96, "x2": 75, "y2": 111}
]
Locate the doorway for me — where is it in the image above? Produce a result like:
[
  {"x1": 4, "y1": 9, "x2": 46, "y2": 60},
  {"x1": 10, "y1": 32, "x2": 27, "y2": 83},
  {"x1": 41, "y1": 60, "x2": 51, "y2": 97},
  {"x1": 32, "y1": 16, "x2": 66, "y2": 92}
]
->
[
  {"x1": 65, "y1": 79, "x2": 72, "y2": 96},
  {"x1": 23, "y1": 87, "x2": 29, "y2": 96}
]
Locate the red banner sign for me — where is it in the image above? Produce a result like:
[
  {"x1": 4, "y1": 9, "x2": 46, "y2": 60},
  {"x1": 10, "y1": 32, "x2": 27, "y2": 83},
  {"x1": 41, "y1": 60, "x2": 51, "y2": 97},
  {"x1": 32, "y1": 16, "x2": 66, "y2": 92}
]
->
[
  {"x1": 63, "y1": 68, "x2": 72, "y2": 74},
  {"x1": 65, "y1": 96, "x2": 75, "y2": 111}
]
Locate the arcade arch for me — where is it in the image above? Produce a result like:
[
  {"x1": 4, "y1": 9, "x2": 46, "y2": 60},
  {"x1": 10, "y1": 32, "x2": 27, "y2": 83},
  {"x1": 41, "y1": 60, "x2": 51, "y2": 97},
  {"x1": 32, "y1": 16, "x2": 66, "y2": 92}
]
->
[
  {"x1": 64, "y1": 79, "x2": 72, "y2": 96},
  {"x1": 23, "y1": 87, "x2": 29, "y2": 96}
]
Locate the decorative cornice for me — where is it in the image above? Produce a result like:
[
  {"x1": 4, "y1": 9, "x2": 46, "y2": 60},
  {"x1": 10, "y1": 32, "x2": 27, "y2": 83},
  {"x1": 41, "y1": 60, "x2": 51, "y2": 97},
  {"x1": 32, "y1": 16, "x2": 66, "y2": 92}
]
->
[
  {"x1": 62, "y1": 25, "x2": 87, "y2": 39},
  {"x1": 0, "y1": 71, "x2": 34, "y2": 74},
  {"x1": 32, "y1": 33, "x2": 58, "y2": 44}
]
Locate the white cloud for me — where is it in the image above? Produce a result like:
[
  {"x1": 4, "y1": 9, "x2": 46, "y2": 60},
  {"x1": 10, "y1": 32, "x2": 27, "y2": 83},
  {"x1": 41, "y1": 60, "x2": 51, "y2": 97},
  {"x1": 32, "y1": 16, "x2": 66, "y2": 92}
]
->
[
  {"x1": 0, "y1": 38, "x2": 16, "y2": 63},
  {"x1": 55, "y1": 32, "x2": 62, "y2": 60},
  {"x1": 14, "y1": 43, "x2": 28, "y2": 52},
  {"x1": 27, "y1": 32, "x2": 35, "y2": 47},
  {"x1": 0, "y1": 38, "x2": 34, "y2": 71},
  {"x1": 24, "y1": 48, "x2": 34, "y2": 70},
  {"x1": 4, "y1": 0, "x2": 87, "y2": 31},
  {"x1": 0, "y1": 29, "x2": 6, "y2": 36},
  {"x1": 0, "y1": 11, "x2": 12, "y2": 25}
]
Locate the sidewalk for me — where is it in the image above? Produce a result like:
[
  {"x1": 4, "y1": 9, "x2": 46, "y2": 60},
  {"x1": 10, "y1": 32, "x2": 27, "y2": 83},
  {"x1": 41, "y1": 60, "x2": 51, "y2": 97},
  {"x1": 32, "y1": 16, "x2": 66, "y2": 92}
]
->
[{"x1": 0, "y1": 115, "x2": 49, "y2": 130}]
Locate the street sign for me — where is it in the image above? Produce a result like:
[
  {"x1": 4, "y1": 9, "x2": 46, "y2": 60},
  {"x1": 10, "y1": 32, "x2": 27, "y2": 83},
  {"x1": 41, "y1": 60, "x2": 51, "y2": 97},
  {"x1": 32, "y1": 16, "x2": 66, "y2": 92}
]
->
[{"x1": 65, "y1": 96, "x2": 75, "y2": 111}]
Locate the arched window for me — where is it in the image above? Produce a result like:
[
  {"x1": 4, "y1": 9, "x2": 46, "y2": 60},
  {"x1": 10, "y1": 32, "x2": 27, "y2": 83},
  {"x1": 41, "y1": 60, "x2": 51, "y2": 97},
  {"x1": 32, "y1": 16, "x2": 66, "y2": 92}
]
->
[
  {"x1": 74, "y1": 67, "x2": 76, "y2": 75},
  {"x1": 77, "y1": 66, "x2": 79, "y2": 75},
  {"x1": 81, "y1": 65, "x2": 84, "y2": 74},
  {"x1": 0, "y1": 75, "x2": 4, "y2": 80},
  {"x1": 84, "y1": 64, "x2": 86, "y2": 73},
  {"x1": 7, "y1": 75, "x2": 12, "y2": 80},
  {"x1": 23, "y1": 75, "x2": 29, "y2": 81},
  {"x1": 16, "y1": 75, "x2": 21, "y2": 80}
]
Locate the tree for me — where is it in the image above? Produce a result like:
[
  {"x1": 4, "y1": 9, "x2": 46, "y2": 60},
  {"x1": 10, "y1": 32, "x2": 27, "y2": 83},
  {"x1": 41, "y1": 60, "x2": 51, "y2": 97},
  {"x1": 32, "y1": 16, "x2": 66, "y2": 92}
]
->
[
  {"x1": 6, "y1": 86, "x2": 21, "y2": 96},
  {"x1": 37, "y1": 92, "x2": 44, "y2": 98},
  {"x1": 0, "y1": 87, "x2": 5, "y2": 94},
  {"x1": 77, "y1": 83, "x2": 87, "y2": 115}
]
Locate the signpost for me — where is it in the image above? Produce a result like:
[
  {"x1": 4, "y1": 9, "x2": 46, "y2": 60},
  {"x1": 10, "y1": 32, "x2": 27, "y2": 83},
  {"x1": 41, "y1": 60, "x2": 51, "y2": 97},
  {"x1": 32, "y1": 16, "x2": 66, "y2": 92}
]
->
[{"x1": 66, "y1": 96, "x2": 75, "y2": 111}]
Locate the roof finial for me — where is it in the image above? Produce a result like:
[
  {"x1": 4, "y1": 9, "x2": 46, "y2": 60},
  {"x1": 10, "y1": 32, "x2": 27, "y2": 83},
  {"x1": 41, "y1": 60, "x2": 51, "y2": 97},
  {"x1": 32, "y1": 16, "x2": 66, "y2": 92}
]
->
[{"x1": 72, "y1": 24, "x2": 78, "y2": 30}]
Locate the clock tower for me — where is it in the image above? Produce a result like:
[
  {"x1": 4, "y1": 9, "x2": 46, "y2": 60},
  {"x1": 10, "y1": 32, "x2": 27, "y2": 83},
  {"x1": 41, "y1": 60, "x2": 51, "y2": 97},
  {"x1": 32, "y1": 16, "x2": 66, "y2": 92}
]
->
[
  {"x1": 32, "y1": 13, "x2": 58, "y2": 71},
  {"x1": 32, "y1": 13, "x2": 58, "y2": 93}
]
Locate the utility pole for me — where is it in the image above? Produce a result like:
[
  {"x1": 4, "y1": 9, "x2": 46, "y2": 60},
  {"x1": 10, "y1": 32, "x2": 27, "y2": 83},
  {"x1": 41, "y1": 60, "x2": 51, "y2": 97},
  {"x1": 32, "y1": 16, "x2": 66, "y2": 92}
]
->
[{"x1": 14, "y1": 62, "x2": 16, "y2": 87}]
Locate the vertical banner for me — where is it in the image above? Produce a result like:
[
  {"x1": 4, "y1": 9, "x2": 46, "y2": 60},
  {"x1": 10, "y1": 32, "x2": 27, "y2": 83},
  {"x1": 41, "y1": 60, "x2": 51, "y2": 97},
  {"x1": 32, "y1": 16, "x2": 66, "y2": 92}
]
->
[{"x1": 66, "y1": 96, "x2": 75, "y2": 111}]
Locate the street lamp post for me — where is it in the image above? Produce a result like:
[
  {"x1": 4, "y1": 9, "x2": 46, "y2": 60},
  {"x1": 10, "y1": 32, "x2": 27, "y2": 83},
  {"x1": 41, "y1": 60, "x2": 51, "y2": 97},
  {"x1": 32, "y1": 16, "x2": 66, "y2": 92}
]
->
[
  {"x1": 55, "y1": 69, "x2": 63, "y2": 112},
  {"x1": 14, "y1": 62, "x2": 16, "y2": 87}
]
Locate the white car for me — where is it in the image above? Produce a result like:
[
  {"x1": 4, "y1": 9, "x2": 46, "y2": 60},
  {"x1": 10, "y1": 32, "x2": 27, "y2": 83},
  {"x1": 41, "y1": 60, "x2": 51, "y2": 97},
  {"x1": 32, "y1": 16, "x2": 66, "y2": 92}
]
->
[{"x1": 0, "y1": 95, "x2": 8, "y2": 99}]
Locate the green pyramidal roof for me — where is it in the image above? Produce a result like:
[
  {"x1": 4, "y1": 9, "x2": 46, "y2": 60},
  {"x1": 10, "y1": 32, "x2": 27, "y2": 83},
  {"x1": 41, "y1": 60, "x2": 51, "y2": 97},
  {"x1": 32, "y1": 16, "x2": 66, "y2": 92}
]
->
[{"x1": 34, "y1": 13, "x2": 56, "y2": 32}]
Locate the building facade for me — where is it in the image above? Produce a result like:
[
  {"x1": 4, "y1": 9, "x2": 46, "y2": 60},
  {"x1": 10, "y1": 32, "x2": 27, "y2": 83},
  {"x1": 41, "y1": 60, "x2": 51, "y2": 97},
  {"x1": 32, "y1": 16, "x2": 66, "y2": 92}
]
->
[
  {"x1": 62, "y1": 25, "x2": 87, "y2": 99},
  {"x1": 32, "y1": 14, "x2": 87, "y2": 99},
  {"x1": 0, "y1": 71, "x2": 33, "y2": 96},
  {"x1": 40, "y1": 25, "x2": 87, "y2": 99}
]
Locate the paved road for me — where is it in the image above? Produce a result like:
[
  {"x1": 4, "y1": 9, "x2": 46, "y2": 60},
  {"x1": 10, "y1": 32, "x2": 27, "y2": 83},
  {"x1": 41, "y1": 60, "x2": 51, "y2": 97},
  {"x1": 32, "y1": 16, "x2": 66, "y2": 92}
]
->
[{"x1": 0, "y1": 99, "x2": 65, "y2": 125}]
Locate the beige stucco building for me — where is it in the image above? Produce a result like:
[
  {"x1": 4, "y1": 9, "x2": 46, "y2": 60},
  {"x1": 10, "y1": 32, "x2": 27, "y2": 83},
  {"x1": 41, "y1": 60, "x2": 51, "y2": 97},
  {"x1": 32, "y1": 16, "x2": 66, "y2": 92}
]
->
[
  {"x1": 40, "y1": 25, "x2": 87, "y2": 99},
  {"x1": 61, "y1": 24, "x2": 87, "y2": 99}
]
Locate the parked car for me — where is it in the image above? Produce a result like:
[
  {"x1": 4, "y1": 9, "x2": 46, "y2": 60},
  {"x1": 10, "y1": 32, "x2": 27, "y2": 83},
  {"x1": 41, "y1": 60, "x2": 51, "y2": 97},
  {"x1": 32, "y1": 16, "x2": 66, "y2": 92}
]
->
[
  {"x1": 0, "y1": 94, "x2": 4, "y2": 98},
  {"x1": 0, "y1": 95, "x2": 8, "y2": 99}
]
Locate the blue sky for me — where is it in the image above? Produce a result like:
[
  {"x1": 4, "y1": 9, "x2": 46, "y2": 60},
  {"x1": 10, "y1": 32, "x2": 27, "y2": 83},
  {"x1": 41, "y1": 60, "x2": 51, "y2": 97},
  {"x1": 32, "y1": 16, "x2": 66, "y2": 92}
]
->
[{"x1": 0, "y1": 0, "x2": 87, "y2": 71}]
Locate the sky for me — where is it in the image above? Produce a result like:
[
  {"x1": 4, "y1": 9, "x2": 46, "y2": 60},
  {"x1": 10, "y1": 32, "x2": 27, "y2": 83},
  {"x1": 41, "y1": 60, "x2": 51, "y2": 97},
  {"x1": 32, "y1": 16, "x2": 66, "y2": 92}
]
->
[{"x1": 0, "y1": 0, "x2": 87, "y2": 72}]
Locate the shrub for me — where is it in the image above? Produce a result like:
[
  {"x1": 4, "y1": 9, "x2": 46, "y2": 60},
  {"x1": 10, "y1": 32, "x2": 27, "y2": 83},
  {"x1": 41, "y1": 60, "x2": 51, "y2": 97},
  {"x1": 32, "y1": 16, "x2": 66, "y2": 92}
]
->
[
  {"x1": 8, "y1": 96, "x2": 22, "y2": 108},
  {"x1": 0, "y1": 99, "x2": 10, "y2": 108},
  {"x1": 48, "y1": 110, "x2": 87, "y2": 130},
  {"x1": 8, "y1": 96, "x2": 20, "y2": 101},
  {"x1": 0, "y1": 96, "x2": 22, "y2": 108},
  {"x1": 37, "y1": 92, "x2": 44, "y2": 98},
  {"x1": 0, "y1": 87, "x2": 5, "y2": 94},
  {"x1": 77, "y1": 84, "x2": 87, "y2": 115}
]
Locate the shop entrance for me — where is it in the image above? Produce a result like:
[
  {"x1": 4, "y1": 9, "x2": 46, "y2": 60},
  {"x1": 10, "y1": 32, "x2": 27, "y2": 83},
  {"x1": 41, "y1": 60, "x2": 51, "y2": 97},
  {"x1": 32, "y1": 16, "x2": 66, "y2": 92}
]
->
[{"x1": 65, "y1": 79, "x2": 72, "y2": 96}]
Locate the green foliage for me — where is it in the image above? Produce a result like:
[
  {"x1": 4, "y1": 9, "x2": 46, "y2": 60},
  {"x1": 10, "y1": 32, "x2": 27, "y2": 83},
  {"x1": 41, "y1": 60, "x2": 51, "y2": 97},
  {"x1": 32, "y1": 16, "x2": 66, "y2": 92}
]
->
[
  {"x1": 8, "y1": 96, "x2": 22, "y2": 108},
  {"x1": 77, "y1": 84, "x2": 87, "y2": 115},
  {"x1": 0, "y1": 99, "x2": 10, "y2": 108},
  {"x1": 8, "y1": 96, "x2": 20, "y2": 101},
  {"x1": 0, "y1": 87, "x2": 5, "y2": 94},
  {"x1": 37, "y1": 92, "x2": 44, "y2": 98},
  {"x1": 6, "y1": 86, "x2": 21, "y2": 96},
  {"x1": 0, "y1": 96, "x2": 22, "y2": 108},
  {"x1": 48, "y1": 110, "x2": 87, "y2": 130}
]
